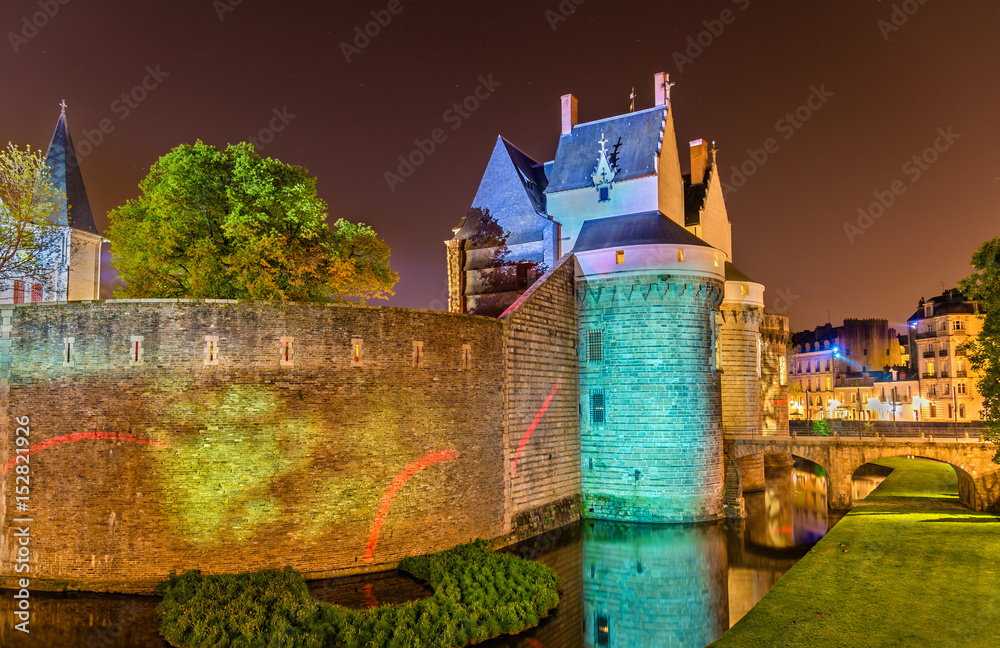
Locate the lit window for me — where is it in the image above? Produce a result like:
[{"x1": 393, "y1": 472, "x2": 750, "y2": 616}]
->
[
  {"x1": 713, "y1": 254, "x2": 720, "y2": 267},
  {"x1": 596, "y1": 613, "x2": 610, "y2": 647},
  {"x1": 351, "y1": 338, "x2": 363, "y2": 367},
  {"x1": 63, "y1": 336, "x2": 75, "y2": 366},
  {"x1": 204, "y1": 335, "x2": 220, "y2": 366},
  {"x1": 280, "y1": 336, "x2": 294, "y2": 367},
  {"x1": 826, "y1": 377, "x2": 831, "y2": 391},
  {"x1": 130, "y1": 335, "x2": 144, "y2": 366},
  {"x1": 615, "y1": 250, "x2": 625, "y2": 265},
  {"x1": 590, "y1": 391, "x2": 606, "y2": 424},
  {"x1": 677, "y1": 249, "x2": 685, "y2": 262},
  {"x1": 740, "y1": 283, "x2": 749, "y2": 296}
]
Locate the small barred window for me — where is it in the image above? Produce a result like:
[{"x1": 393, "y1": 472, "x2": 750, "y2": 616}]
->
[
  {"x1": 591, "y1": 391, "x2": 606, "y2": 424},
  {"x1": 588, "y1": 330, "x2": 603, "y2": 362}
]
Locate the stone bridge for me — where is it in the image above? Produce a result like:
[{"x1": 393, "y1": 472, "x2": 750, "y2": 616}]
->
[{"x1": 724, "y1": 436, "x2": 1000, "y2": 515}]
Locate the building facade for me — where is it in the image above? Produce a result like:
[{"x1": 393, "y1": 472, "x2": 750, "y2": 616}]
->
[
  {"x1": 788, "y1": 319, "x2": 905, "y2": 420},
  {"x1": 0, "y1": 106, "x2": 103, "y2": 305},
  {"x1": 908, "y1": 289, "x2": 986, "y2": 422}
]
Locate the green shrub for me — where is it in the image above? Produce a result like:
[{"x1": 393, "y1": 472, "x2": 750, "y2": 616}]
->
[{"x1": 157, "y1": 540, "x2": 561, "y2": 648}]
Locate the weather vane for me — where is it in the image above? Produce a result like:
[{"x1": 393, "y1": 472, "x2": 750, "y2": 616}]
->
[
  {"x1": 60, "y1": 99, "x2": 67, "y2": 115},
  {"x1": 629, "y1": 87, "x2": 636, "y2": 112}
]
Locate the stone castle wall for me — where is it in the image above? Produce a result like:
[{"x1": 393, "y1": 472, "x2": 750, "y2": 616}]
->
[
  {"x1": 0, "y1": 301, "x2": 506, "y2": 593},
  {"x1": 501, "y1": 257, "x2": 582, "y2": 541},
  {"x1": 578, "y1": 273, "x2": 725, "y2": 523}
]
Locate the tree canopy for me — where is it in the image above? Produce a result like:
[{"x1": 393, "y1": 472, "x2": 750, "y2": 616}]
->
[
  {"x1": 959, "y1": 236, "x2": 1000, "y2": 462},
  {"x1": 0, "y1": 143, "x2": 63, "y2": 293},
  {"x1": 107, "y1": 141, "x2": 397, "y2": 302}
]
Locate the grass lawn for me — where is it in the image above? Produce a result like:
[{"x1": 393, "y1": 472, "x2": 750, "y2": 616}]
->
[{"x1": 711, "y1": 457, "x2": 1000, "y2": 648}]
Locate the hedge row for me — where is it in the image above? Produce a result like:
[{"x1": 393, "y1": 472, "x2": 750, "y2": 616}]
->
[{"x1": 157, "y1": 540, "x2": 561, "y2": 648}]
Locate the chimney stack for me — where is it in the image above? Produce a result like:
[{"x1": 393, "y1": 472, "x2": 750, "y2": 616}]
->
[
  {"x1": 560, "y1": 94, "x2": 578, "y2": 135},
  {"x1": 690, "y1": 139, "x2": 710, "y2": 185},
  {"x1": 653, "y1": 72, "x2": 670, "y2": 106}
]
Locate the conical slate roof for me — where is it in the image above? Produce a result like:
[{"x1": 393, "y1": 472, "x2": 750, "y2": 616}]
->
[{"x1": 44, "y1": 109, "x2": 99, "y2": 236}]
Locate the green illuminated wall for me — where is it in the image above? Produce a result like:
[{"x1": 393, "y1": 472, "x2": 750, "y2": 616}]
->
[{"x1": 0, "y1": 301, "x2": 505, "y2": 593}]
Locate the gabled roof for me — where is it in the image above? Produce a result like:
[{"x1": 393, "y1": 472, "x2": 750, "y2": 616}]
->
[
  {"x1": 44, "y1": 111, "x2": 99, "y2": 236},
  {"x1": 572, "y1": 210, "x2": 710, "y2": 253},
  {"x1": 465, "y1": 136, "x2": 551, "y2": 245},
  {"x1": 545, "y1": 106, "x2": 666, "y2": 193}
]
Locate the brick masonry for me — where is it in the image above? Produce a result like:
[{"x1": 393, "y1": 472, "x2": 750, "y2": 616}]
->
[
  {"x1": 578, "y1": 273, "x2": 726, "y2": 523},
  {"x1": 0, "y1": 301, "x2": 506, "y2": 593},
  {"x1": 501, "y1": 256, "x2": 583, "y2": 542}
]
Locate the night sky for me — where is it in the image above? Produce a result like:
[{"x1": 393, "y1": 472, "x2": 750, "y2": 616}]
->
[{"x1": 2, "y1": 0, "x2": 997, "y2": 332}]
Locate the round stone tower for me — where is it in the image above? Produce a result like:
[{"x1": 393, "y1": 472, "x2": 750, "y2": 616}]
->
[
  {"x1": 719, "y1": 265, "x2": 766, "y2": 492},
  {"x1": 575, "y1": 213, "x2": 726, "y2": 523}
]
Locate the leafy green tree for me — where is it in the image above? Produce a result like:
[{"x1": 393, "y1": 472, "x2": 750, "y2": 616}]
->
[
  {"x1": 959, "y1": 237, "x2": 1000, "y2": 462},
  {"x1": 0, "y1": 144, "x2": 63, "y2": 293},
  {"x1": 108, "y1": 141, "x2": 397, "y2": 302}
]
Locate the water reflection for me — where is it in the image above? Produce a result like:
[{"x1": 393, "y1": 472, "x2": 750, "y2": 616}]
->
[{"x1": 0, "y1": 458, "x2": 877, "y2": 648}]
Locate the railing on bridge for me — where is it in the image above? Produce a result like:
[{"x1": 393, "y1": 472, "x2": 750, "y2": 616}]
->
[{"x1": 787, "y1": 420, "x2": 989, "y2": 441}]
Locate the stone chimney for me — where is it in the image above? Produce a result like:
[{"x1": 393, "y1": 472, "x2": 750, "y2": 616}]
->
[
  {"x1": 690, "y1": 139, "x2": 710, "y2": 185},
  {"x1": 560, "y1": 94, "x2": 578, "y2": 135},
  {"x1": 654, "y1": 72, "x2": 671, "y2": 107}
]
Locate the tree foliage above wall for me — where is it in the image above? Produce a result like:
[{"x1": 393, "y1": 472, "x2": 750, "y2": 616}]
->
[
  {"x1": 0, "y1": 143, "x2": 63, "y2": 292},
  {"x1": 108, "y1": 141, "x2": 397, "y2": 303}
]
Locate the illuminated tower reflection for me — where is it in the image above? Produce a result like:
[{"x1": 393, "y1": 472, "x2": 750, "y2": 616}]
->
[{"x1": 582, "y1": 521, "x2": 728, "y2": 648}]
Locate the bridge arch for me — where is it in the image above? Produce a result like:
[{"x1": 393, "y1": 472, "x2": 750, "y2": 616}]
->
[{"x1": 725, "y1": 437, "x2": 999, "y2": 515}]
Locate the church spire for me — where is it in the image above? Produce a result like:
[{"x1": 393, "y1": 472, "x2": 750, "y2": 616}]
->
[{"x1": 44, "y1": 102, "x2": 99, "y2": 235}]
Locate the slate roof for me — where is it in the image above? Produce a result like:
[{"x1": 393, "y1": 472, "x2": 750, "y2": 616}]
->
[
  {"x1": 572, "y1": 211, "x2": 710, "y2": 253},
  {"x1": 44, "y1": 112, "x2": 100, "y2": 235},
  {"x1": 724, "y1": 262, "x2": 754, "y2": 283},
  {"x1": 906, "y1": 289, "x2": 981, "y2": 322},
  {"x1": 545, "y1": 106, "x2": 667, "y2": 193},
  {"x1": 465, "y1": 136, "x2": 552, "y2": 246}
]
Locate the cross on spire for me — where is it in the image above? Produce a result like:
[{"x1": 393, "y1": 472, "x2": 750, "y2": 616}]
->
[
  {"x1": 662, "y1": 75, "x2": 676, "y2": 101},
  {"x1": 60, "y1": 99, "x2": 67, "y2": 115}
]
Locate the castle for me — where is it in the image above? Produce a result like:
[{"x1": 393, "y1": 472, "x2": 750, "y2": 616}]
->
[
  {"x1": 0, "y1": 75, "x2": 787, "y2": 593},
  {"x1": 448, "y1": 71, "x2": 789, "y2": 521}
]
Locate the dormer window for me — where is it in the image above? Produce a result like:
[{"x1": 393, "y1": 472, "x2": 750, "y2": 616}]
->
[{"x1": 592, "y1": 131, "x2": 617, "y2": 204}]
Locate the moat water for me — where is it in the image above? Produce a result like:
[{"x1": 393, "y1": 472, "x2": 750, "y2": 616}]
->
[{"x1": 0, "y1": 459, "x2": 888, "y2": 648}]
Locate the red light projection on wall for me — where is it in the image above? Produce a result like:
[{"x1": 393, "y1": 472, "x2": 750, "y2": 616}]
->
[
  {"x1": 2, "y1": 431, "x2": 170, "y2": 477},
  {"x1": 510, "y1": 379, "x2": 561, "y2": 479},
  {"x1": 363, "y1": 448, "x2": 461, "y2": 564}
]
